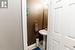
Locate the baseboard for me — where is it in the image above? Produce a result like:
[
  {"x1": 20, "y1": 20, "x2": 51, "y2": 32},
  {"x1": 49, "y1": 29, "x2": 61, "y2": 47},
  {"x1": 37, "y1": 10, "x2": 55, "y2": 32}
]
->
[
  {"x1": 28, "y1": 41, "x2": 43, "y2": 50},
  {"x1": 28, "y1": 43, "x2": 36, "y2": 50}
]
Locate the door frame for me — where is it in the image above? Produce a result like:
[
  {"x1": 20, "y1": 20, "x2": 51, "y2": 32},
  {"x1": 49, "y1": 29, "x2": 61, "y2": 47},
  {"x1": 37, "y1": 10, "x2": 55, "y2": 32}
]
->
[
  {"x1": 22, "y1": 0, "x2": 28, "y2": 50},
  {"x1": 22, "y1": 0, "x2": 51, "y2": 50},
  {"x1": 47, "y1": 0, "x2": 53, "y2": 50}
]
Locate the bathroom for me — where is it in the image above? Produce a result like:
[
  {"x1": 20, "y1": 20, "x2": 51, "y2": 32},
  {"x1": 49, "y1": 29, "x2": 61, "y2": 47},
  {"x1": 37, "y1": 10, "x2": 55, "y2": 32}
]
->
[
  {"x1": 27, "y1": 0, "x2": 48, "y2": 50},
  {"x1": 1, "y1": 0, "x2": 75, "y2": 50}
]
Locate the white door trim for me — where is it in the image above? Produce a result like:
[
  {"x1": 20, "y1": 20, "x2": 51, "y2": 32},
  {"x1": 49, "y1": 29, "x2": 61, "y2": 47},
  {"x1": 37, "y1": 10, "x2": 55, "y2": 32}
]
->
[
  {"x1": 22, "y1": 0, "x2": 28, "y2": 50},
  {"x1": 47, "y1": 0, "x2": 51, "y2": 50}
]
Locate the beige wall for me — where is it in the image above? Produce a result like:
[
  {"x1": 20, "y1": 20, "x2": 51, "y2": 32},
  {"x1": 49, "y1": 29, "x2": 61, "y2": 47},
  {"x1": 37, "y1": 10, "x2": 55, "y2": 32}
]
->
[{"x1": 0, "y1": 0, "x2": 23, "y2": 50}]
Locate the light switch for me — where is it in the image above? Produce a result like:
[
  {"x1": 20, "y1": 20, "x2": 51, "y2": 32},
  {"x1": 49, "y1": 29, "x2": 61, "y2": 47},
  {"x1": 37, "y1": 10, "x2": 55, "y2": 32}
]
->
[{"x1": 0, "y1": 0, "x2": 8, "y2": 8}]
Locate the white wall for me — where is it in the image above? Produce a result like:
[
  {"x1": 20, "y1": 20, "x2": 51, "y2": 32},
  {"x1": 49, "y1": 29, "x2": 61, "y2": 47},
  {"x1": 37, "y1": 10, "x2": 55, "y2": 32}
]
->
[{"x1": 0, "y1": 0, "x2": 24, "y2": 50}]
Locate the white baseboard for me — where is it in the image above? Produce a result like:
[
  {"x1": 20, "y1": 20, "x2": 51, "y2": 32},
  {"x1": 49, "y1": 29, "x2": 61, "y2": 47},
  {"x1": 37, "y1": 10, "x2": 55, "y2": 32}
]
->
[
  {"x1": 28, "y1": 43, "x2": 36, "y2": 50},
  {"x1": 28, "y1": 41, "x2": 43, "y2": 50}
]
